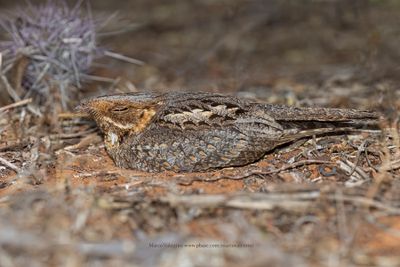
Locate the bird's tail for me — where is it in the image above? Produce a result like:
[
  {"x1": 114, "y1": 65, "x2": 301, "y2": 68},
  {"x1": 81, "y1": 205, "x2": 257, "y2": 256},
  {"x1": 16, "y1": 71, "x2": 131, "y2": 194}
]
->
[
  {"x1": 256, "y1": 104, "x2": 380, "y2": 144},
  {"x1": 257, "y1": 104, "x2": 379, "y2": 122}
]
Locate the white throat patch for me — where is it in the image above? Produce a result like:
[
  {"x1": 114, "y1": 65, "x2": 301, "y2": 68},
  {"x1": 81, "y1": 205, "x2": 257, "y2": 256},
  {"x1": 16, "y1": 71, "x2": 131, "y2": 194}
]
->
[{"x1": 105, "y1": 132, "x2": 120, "y2": 148}]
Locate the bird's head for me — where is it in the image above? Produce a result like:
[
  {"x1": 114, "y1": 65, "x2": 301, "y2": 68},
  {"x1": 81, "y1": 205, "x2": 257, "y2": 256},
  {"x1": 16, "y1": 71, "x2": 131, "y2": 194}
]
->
[{"x1": 76, "y1": 93, "x2": 162, "y2": 149}]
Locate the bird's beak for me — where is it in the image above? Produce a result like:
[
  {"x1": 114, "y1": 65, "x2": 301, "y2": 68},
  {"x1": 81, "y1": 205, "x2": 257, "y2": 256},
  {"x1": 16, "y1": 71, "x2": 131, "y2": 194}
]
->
[{"x1": 75, "y1": 100, "x2": 92, "y2": 116}]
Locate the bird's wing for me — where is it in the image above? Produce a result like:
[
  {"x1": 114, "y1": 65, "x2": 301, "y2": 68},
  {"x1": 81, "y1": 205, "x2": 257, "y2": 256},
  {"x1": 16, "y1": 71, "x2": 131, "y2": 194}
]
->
[{"x1": 154, "y1": 93, "x2": 283, "y2": 136}]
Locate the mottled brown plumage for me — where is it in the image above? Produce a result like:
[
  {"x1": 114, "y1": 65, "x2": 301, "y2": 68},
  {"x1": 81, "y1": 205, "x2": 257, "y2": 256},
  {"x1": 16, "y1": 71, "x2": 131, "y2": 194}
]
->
[{"x1": 77, "y1": 92, "x2": 379, "y2": 172}]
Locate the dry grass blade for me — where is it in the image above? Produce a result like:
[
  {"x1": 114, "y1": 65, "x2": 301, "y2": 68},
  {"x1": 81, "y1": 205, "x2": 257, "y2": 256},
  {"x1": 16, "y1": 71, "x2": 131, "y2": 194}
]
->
[
  {"x1": 0, "y1": 74, "x2": 41, "y2": 116},
  {"x1": 162, "y1": 191, "x2": 400, "y2": 214},
  {"x1": 49, "y1": 128, "x2": 98, "y2": 140},
  {"x1": 0, "y1": 98, "x2": 32, "y2": 112},
  {"x1": 178, "y1": 159, "x2": 333, "y2": 184},
  {"x1": 0, "y1": 156, "x2": 19, "y2": 172},
  {"x1": 104, "y1": 50, "x2": 144, "y2": 65}
]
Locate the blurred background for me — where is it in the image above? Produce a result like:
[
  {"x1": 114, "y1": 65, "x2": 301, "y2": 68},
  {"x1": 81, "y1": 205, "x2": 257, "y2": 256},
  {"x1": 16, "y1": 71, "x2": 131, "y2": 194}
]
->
[{"x1": 2, "y1": 0, "x2": 399, "y2": 111}]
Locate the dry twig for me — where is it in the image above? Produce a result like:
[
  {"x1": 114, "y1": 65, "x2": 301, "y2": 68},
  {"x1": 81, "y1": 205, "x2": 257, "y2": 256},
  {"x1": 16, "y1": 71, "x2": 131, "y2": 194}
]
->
[
  {"x1": 178, "y1": 159, "x2": 333, "y2": 185},
  {"x1": 162, "y1": 191, "x2": 400, "y2": 214},
  {"x1": 0, "y1": 98, "x2": 32, "y2": 113},
  {"x1": 0, "y1": 156, "x2": 19, "y2": 172}
]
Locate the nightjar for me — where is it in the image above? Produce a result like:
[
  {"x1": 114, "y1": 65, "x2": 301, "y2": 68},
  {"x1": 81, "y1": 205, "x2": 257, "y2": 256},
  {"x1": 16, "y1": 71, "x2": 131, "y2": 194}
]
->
[{"x1": 77, "y1": 92, "x2": 378, "y2": 172}]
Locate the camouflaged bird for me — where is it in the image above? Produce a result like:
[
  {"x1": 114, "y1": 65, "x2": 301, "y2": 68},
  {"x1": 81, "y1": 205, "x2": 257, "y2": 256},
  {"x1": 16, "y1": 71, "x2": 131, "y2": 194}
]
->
[{"x1": 77, "y1": 92, "x2": 378, "y2": 172}]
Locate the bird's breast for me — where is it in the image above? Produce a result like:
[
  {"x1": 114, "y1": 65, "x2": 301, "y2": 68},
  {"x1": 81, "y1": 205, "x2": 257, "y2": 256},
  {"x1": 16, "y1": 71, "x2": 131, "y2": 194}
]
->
[{"x1": 109, "y1": 127, "x2": 267, "y2": 172}]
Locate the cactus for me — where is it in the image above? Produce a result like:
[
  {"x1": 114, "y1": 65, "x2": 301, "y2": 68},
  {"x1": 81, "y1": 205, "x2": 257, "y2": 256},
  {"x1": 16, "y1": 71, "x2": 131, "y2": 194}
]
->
[{"x1": 0, "y1": 0, "x2": 100, "y2": 109}]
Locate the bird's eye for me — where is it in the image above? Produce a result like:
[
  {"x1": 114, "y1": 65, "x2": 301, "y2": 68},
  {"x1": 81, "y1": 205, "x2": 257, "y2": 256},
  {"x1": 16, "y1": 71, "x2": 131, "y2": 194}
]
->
[{"x1": 111, "y1": 106, "x2": 129, "y2": 113}]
